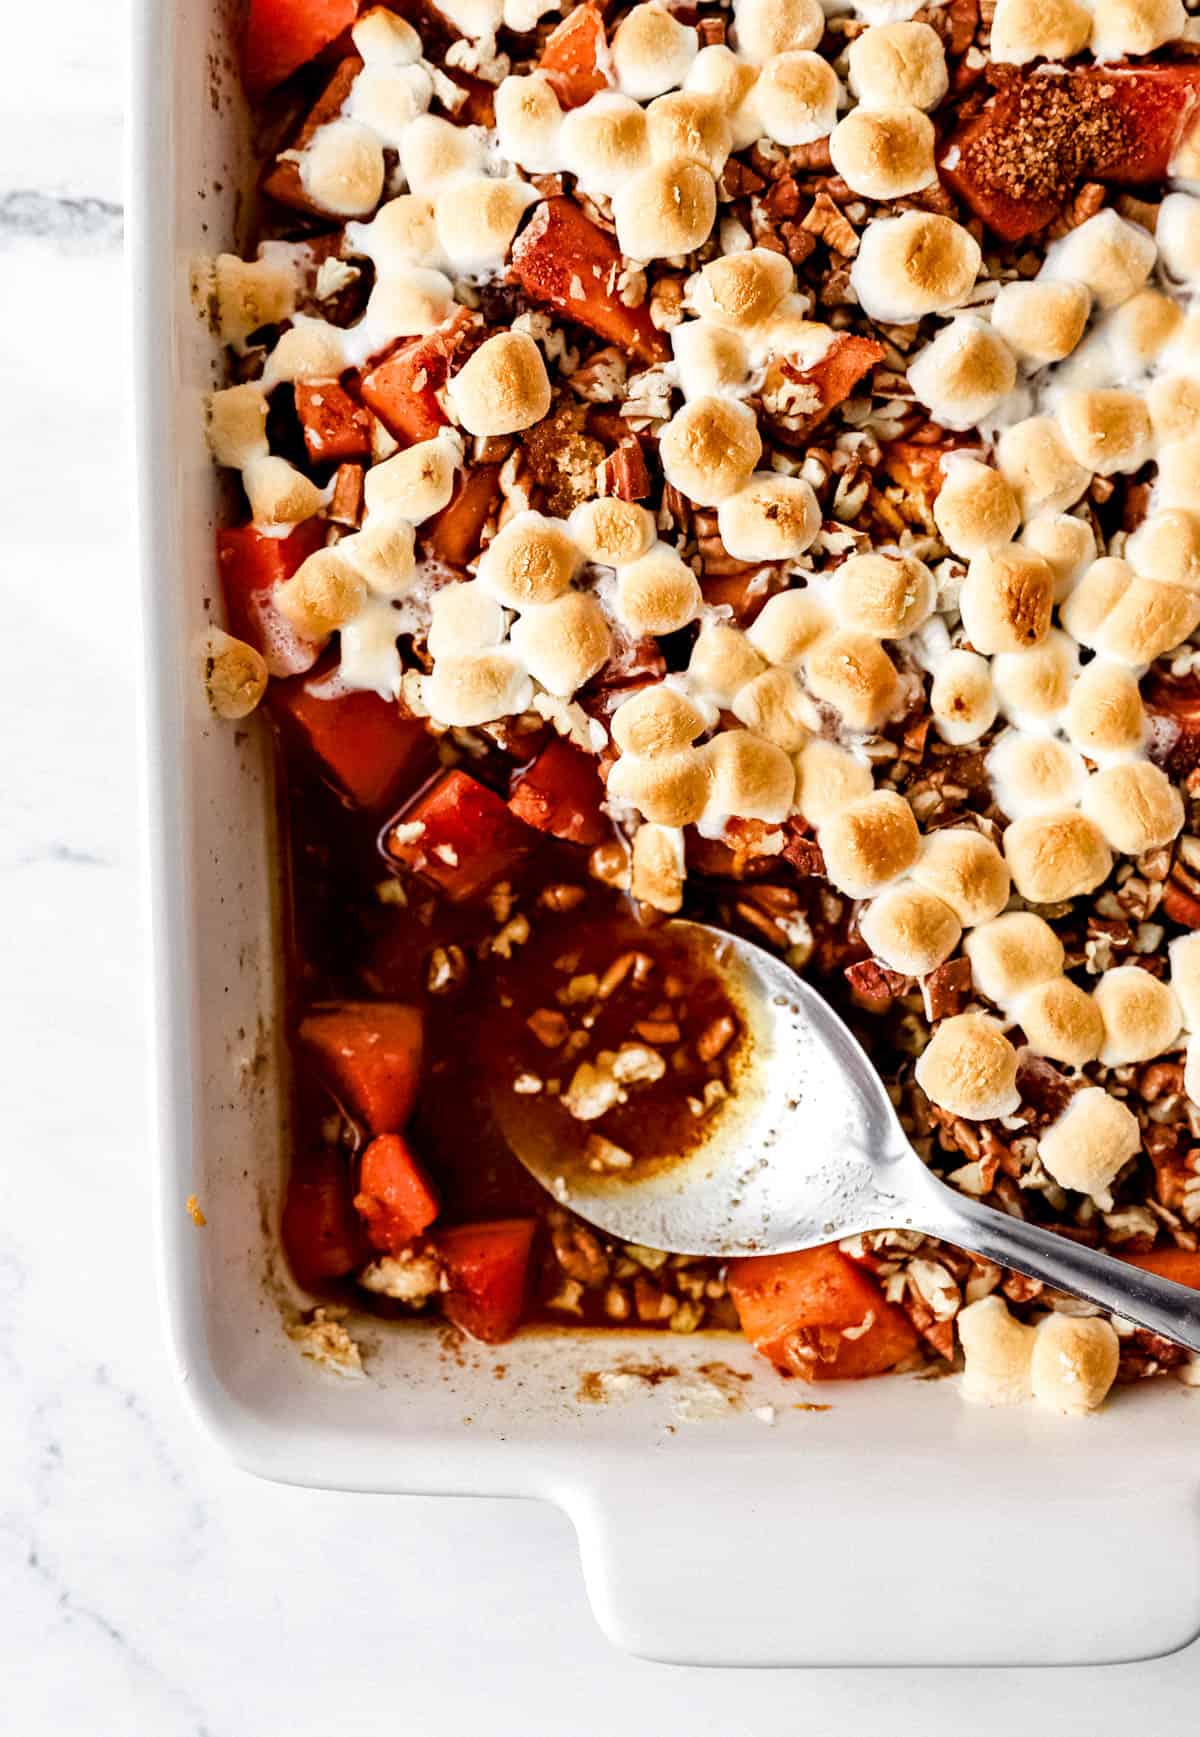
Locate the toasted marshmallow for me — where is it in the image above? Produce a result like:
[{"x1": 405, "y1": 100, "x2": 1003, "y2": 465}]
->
[
  {"x1": 747, "y1": 588, "x2": 831, "y2": 668},
  {"x1": 448, "y1": 331, "x2": 551, "y2": 436},
  {"x1": 753, "y1": 52, "x2": 841, "y2": 148},
  {"x1": 1030, "y1": 1311, "x2": 1120, "y2": 1416},
  {"x1": 509, "y1": 592, "x2": 611, "y2": 697},
  {"x1": 1147, "y1": 373, "x2": 1200, "y2": 444},
  {"x1": 569, "y1": 497, "x2": 656, "y2": 569},
  {"x1": 427, "y1": 581, "x2": 507, "y2": 660},
  {"x1": 1065, "y1": 662, "x2": 1145, "y2": 759},
  {"x1": 1039, "y1": 1091, "x2": 1138, "y2": 1211},
  {"x1": 1016, "y1": 977, "x2": 1104, "y2": 1068},
  {"x1": 911, "y1": 829, "x2": 1011, "y2": 927},
  {"x1": 684, "y1": 46, "x2": 762, "y2": 152},
  {"x1": 907, "y1": 316, "x2": 1017, "y2": 431},
  {"x1": 205, "y1": 383, "x2": 269, "y2": 469},
  {"x1": 1170, "y1": 932, "x2": 1200, "y2": 1028},
  {"x1": 671, "y1": 321, "x2": 750, "y2": 399},
  {"x1": 611, "y1": 684, "x2": 707, "y2": 757},
  {"x1": 1059, "y1": 556, "x2": 1133, "y2": 647},
  {"x1": 731, "y1": 667, "x2": 811, "y2": 751},
  {"x1": 341, "y1": 520, "x2": 418, "y2": 597},
  {"x1": 1103, "y1": 287, "x2": 1183, "y2": 373},
  {"x1": 494, "y1": 73, "x2": 564, "y2": 174},
  {"x1": 476, "y1": 510, "x2": 578, "y2": 606},
  {"x1": 561, "y1": 94, "x2": 651, "y2": 198},
  {"x1": 400, "y1": 114, "x2": 484, "y2": 197},
  {"x1": 214, "y1": 253, "x2": 296, "y2": 349},
  {"x1": 818, "y1": 790, "x2": 920, "y2": 898},
  {"x1": 1095, "y1": 965, "x2": 1183, "y2": 1065},
  {"x1": 1003, "y1": 810, "x2": 1113, "y2": 903},
  {"x1": 830, "y1": 107, "x2": 937, "y2": 201},
  {"x1": 203, "y1": 629, "x2": 269, "y2": 720},
  {"x1": 717, "y1": 474, "x2": 821, "y2": 563},
  {"x1": 988, "y1": 719, "x2": 1084, "y2": 812},
  {"x1": 646, "y1": 90, "x2": 732, "y2": 176},
  {"x1": 630, "y1": 823, "x2": 685, "y2": 914},
  {"x1": 1081, "y1": 760, "x2": 1185, "y2": 856},
  {"x1": 243, "y1": 455, "x2": 325, "y2": 528},
  {"x1": 433, "y1": 177, "x2": 537, "y2": 275},
  {"x1": 991, "y1": 632, "x2": 1078, "y2": 730},
  {"x1": 1093, "y1": 576, "x2": 1200, "y2": 666},
  {"x1": 261, "y1": 320, "x2": 349, "y2": 388},
  {"x1": 424, "y1": 649, "x2": 533, "y2": 727},
  {"x1": 860, "y1": 885, "x2": 962, "y2": 978},
  {"x1": 349, "y1": 63, "x2": 433, "y2": 152},
  {"x1": 615, "y1": 544, "x2": 703, "y2": 634},
  {"x1": 733, "y1": 0, "x2": 824, "y2": 62},
  {"x1": 612, "y1": 3, "x2": 699, "y2": 102},
  {"x1": 348, "y1": 194, "x2": 438, "y2": 273},
  {"x1": 1089, "y1": 0, "x2": 1186, "y2": 62},
  {"x1": 607, "y1": 746, "x2": 712, "y2": 826},
  {"x1": 276, "y1": 548, "x2": 364, "y2": 639},
  {"x1": 915, "y1": 1013, "x2": 1021, "y2": 1121},
  {"x1": 792, "y1": 739, "x2": 874, "y2": 826},
  {"x1": 930, "y1": 649, "x2": 998, "y2": 745},
  {"x1": 702, "y1": 729, "x2": 796, "y2": 824},
  {"x1": 960, "y1": 545, "x2": 1055, "y2": 655},
  {"x1": 300, "y1": 120, "x2": 385, "y2": 218},
  {"x1": 934, "y1": 458, "x2": 1020, "y2": 558},
  {"x1": 1156, "y1": 191, "x2": 1200, "y2": 294},
  {"x1": 847, "y1": 22, "x2": 948, "y2": 111},
  {"x1": 364, "y1": 266, "x2": 456, "y2": 340},
  {"x1": 1056, "y1": 389, "x2": 1154, "y2": 478},
  {"x1": 1126, "y1": 509, "x2": 1200, "y2": 594},
  {"x1": 364, "y1": 433, "x2": 460, "y2": 525},
  {"x1": 688, "y1": 621, "x2": 768, "y2": 704},
  {"x1": 989, "y1": 0, "x2": 1092, "y2": 62},
  {"x1": 1041, "y1": 210, "x2": 1157, "y2": 311},
  {"x1": 1156, "y1": 436, "x2": 1200, "y2": 512},
  {"x1": 803, "y1": 631, "x2": 901, "y2": 729},
  {"x1": 1019, "y1": 512, "x2": 1095, "y2": 602},
  {"x1": 996, "y1": 416, "x2": 1091, "y2": 519},
  {"x1": 957, "y1": 1296, "x2": 1035, "y2": 1407},
  {"x1": 832, "y1": 552, "x2": 935, "y2": 640},
  {"x1": 658, "y1": 396, "x2": 762, "y2": 505},
  {"x1": 965, "y1": 911, "x2": 1063, "y2": 1006},
  {"x1": 691, "y1": 248, "x2": 794, "y2": 331},
  {"x1": 851, "y1": 212, "x2": 981, "y2": 325}
]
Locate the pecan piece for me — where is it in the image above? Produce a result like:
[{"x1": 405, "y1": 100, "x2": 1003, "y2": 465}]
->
[{"x1": 599, "y1": 436, "x2": 651, "y2": 501}]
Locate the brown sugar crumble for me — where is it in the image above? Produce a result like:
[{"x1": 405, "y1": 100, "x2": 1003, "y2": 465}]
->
[{"x1": 961, "y1": 71, "x2": 1133, "y2": 204}]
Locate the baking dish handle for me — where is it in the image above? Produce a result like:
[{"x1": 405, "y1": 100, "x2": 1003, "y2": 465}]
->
[{"x1": 561, "y1": 1460, "x2": 1200, "y2": 1666}]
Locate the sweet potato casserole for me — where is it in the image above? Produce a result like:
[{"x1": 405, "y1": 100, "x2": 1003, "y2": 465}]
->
[{"x1": 202, "y1": 0, "x2": 1200, "y2": 1415}]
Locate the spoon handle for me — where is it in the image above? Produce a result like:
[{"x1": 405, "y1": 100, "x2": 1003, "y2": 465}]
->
[{"x1": 916, "y1": 1185, "x2": 1200, "y2": 1354}]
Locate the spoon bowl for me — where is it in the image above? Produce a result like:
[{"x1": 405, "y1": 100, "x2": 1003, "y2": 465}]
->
[{"x1": 497, "y1": 920, "x2": 1200, "y2": 1353}]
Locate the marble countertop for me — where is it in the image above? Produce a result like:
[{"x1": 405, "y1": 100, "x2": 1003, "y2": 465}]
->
[{"x1": 7, "y1": 4, "x2": 1198, "y2": 1729}]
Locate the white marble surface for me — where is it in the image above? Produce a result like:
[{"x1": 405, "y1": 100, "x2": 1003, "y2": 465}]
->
[{"x1": 6, "y1": 5, "x2": 1200, "y2": 1729}]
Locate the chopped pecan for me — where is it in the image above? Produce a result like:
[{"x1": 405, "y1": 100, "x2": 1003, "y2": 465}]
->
[
  {"x1": 763, "y1": 176, "x2": 801, "y2": 220},
  {"x1": 599, "y1": 436, "x2": 651, "y2": 501},
  {"x1": 845, "y1": 958, "x2": 908, "y2": 1014},
  {"x1": 780, "y1": 221, "x2": 819, "y2": 266},
  {"x1": 719, "y1": 158, "x2": 766, "y2": 199},
  {"x1": 921, "y1": 956, "x2": 972, "y2": 1023},
  {"x1": 696, "y1": 14, "x2": 727, "y2": 45},
  {"x1": 786, "y1": 139, "x2": 834, "y2": 173},
  {"x1": 781, "y1": 828, "x2": 825, "y2": 877},
  {"x1": 327, "y1": 462, "x2": 364, "y2": 527},
  {"x1": 802, "y1": 192, "x2": 860, "y2": 256}
]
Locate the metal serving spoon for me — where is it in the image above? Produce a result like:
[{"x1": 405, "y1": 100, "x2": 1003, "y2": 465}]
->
[{"x1": 500, "y1": 919, "x2": 1200, "y2": 1353}]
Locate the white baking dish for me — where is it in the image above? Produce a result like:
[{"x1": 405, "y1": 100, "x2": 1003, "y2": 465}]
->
[{"x1": 131, "y1": 0, "x2": 1200, "y2": 1665}]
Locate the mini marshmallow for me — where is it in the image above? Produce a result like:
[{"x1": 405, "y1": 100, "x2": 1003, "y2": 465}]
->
[
  {"x1": 1003, "y1": 810, "x2": 1113, "y2": 904},
  {"x1": 630, "y1": 823, "x2": 686, "y2": 914},
  {"x1": 1059, "y1": 556, "x2": 1134, "y2": 647},
  {"x1": 989, "y1": 0, "x2": 1092, "y2": 63},
  {"x1": 1064, "y1": 661, "x2": 1145, "y2": 759},
  {"x1": 907, "y1": 316, "x2": 1017, "y2": 431},
  {"x1": 261, "y1": 320, "x2": 350, "y2": 388},
  {"x1": 1041, "y1": 210, "x2": 1157, "y2": 311},
  {"x1": 1147, "y1": 374, "x2": 1200, "y2": 444},
  {"x1": 991, "y1": 630, "x2": 1078, "y2": 727},
  {"x1": 960, "y1": 545, "x2": 1055, "y2": 656},
  {"x1": 1082, "y1": 761, "x2": 1185, "y2": 856},
  {"x1": 1156, "y1": 436, "x2": 1200, "y2": 512},
  {"x1": 746, "y1": 588, "x2": 831, "y2": 668},
  {"x1": 423, "y1": 650, "x2": 533, "y2": 727},
  {"x1": 205, "y1": 384, "x2": 269, "y2": 469},
  {"x1": 702, "y1": 729, "x2": 796, "y2": 824},
  {"x1": 847, "y1": 22, "x2": 948, "y2": 112},
  {"x1": 1029, "y1": 1312, "x2": 1120, "y2": 1416},
  {"x1": 803, "y1": 630, "x2": 900, "y2": 729},
  {"x1": 645, "y1": 90, "x2": 732, "y2": 177},
  {"x1": 930, "y1": 649, "x2": 998, "y2": 745},
  {"x1": 958, "y1": 1296, "x2": 1035, "y2": 1407},
  {"x1": 914, "y1": 1013, "x2": 1021, "y2": 1121},
  {"x1": 364, "y1": 433, "x2": 460, "y2": 525},
  {"x1": 1016, "y1": 977, "x2": 1104, "y2": 1068},
  {"x1": 1038, "y1": 1087, "x2": 1141, "y2": 1208},
  {"x1": 753, "y1": 51, "x2": 840, "y2": 148},
  {"x1": 448, "y1": 331, "x2": 551, "y2": 436},
  {"x1": 1126, "y1": 510, "x2": 1200, "y2": 594},
  {"x1": 1094, "y1": 965, "x2": 1183, "y2": 1066},
  {"x1": 859, "y1": 884, "x2": 962, "y2": 977},
  {"x1": 607, "y1": 747, "x2": 712, "y2": 826},
  {"x1": 831, "y1": 551, "x2": 935, "y2": 640},
  {"x1": 1157, "y1": 190, "x2": 1200, "y2": 287},
  {"x1": 427, "y1": 581, "x2": 507, "y2": 660},
  {"x1": 1019, "y1": 512, "x2": 1095, "y2": 602},
  {"x1": 300, "y1": 120, "x2": 386, "y2": 218},
  {"x1": 934, "y1": 458, "x2": 1020, "y2": 558},
  {"x1": 615, "y1": 544, "x2": 704, "y2": 634},
  {"x1": 658, "y1": 396, "x2": 762, "y2": 505},
  {"x1": 509, "y1": 592, "x2": 611, "y2": 696},
  {"x1": 688, "y1": 621, "x2": 768, "y2": 704},
  {"x1": 433, "y1": 176, "x2": 537, "y2": 274},
  {"x1": 988, "y1": 731, "x2": 1087, "y2": 818},
  {"x1": 494, "y1": 73, "x2": 564, "y2": 174},
  {"x1": 1101, "y1": 287, "x2": 1183, "y2": 372},
  {"x1": 829, "y1": 107, "x2": 937, "y2": 201},
  {"x1": 1056, "y1": 389, "x2": 1154, "y2": 478},
  {"x1": 341, "y1": 520, "x2": 418, "y2": 597},
  {"x1": 364, "y1": 266, "x2": 456, "y2": 340},
  {"x1": 732, "y1": 0, "x2": 824, "y2": 62},
  {"x1": 731, "y1": 668, "x2": 812, "y2": 751},
  {"x1": 672, "y1": 320, "x2": 751, "y2": 399},
  {"x1": 691, "y1": 248, "x2": 794, "y2": 331},
  {"x1": 214, "y1": 253, "x2": 296, "y2": 349},
  {"x1": 612, "y1": 3, "x2": 699, "y2": 102},
  {"x1": 561, "y1": 93, "x2": 651, "y2": 197},
  {"x1": 684, "y1": 46, "x2": 762, "y2": 152},
  {"x1": 611, "y1": 684, "x2": 707, "y2": 757},
  {"x1": 791, "y1": 739, "x2": 874, "y2": 827},
  {"x1": 851, "y1": 212, "x2": 981, "y2": 325},
  {"x1": 1170, "y1": 932, "x2": 1200, "y2": 1029},
  {"x1": 615, "y1": 157, "x2": 717, "y2": 259},
  {"x1": 818, "y1": 790, "x2": 920, "y2": 898},
  {"x1": 569, "y1": 498, "x2": 656, "y2": 569},
  {"x1": 965, "y1": 911, "x2": 1064, "y2": 1007},
  {"x1": 1089, "y1": 0, "x2": 1186, "y2": 62},
  {"x1": 1093, "y1": 577, "x2": 1200, "y2": 667},
  {"x1": 910, "y1": 829, "x2": 1011, "y2": 927},
  {"x1": 243, "y1": 455, "x2": 325, "y2": 528},
  {"x1": 276, "y1": 548, "x2": 366, "y2": 639},
  {"x1": 717, "y1": 474, "x2": 821, "y2": 563},
  {"x1": 996, "y1": 416, "x2": 1091, "y2": 519},
  {"x1": 203, "y1": 629, "x2": 269, "y2": 720},
  {"x1": 400, "y1": 114, "x2": 485, "y2": 197},
  {"x1": 476, "y1": 511, "x2": 578, "y2": 606}
]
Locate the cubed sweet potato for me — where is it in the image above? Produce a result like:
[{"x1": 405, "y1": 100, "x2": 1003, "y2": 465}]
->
[
  {"x1": 383, "y1": 770, "x2": 534, "y2": 900},
  {"x1": 354, "y1": 1133, "x2": 440, "y2": 1253},
  {"x1": 727, "y1": 1243, "x2": 920, "y2": 1381},
  {"x1": 270, "y1": 668, "x2": 435, "y2": 808},
  {"x1": 299, "y1": 1002, "x2": 425, "y2": 1135},
  {"x1": 510, "y1": 200, "x2": 669, "y2": 365},
  {"x1": 217, "y1": 520, "x2": 327, "y2": 677},
  {"x1": 434, "y1": 1218, "x2": 538, "y2": 1343}
]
